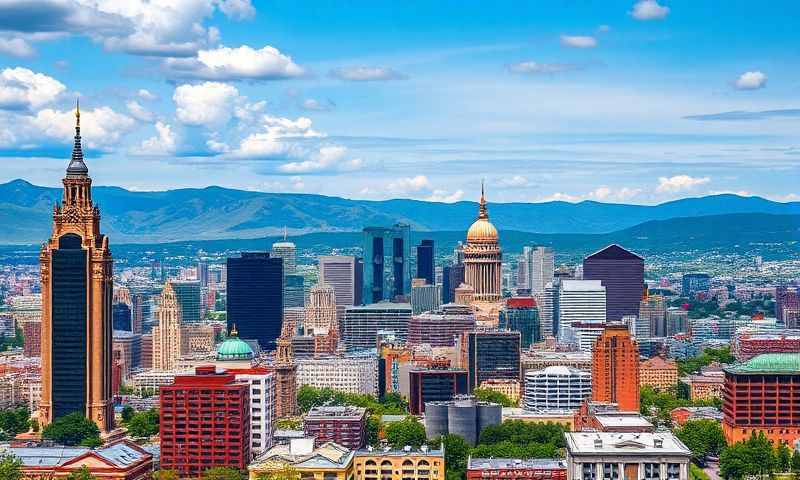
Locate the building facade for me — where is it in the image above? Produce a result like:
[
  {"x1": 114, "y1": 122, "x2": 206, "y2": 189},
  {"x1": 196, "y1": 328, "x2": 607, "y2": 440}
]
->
[
  {"x1": 463, "y1": 185, "x2": 502, "y2": 302},
  {"x1": 524, "y1": 366, "x2": 592, "y2": 412},
  {"x1": 467, "y1": 458, "x2": 566, "y2": 480},
  {"x1": 297, "y1": 356, "x2": 378, "y2": 395},
  {"x1": 152, "y1": 282, "x2": 182, "y2": 371},
  {"x1": 407, "y1": 304, "x2": 476, "y2": 347},
  {"x1": 363, "y1": 224, "x2": 411, "y2": 303},
  {"x1": 227, "y1": 252, "x2": 284, "y2": 350},
  {"x1": 342, "y1": 303, "x2": 412, "y2": 350},
  {"x1": 639, "y1": 356, "x2": 678, "y2": 391},
  {"x1": 355, "y1": 447, "x2": 445, "y2": 480},
  {"x1": 499, "y1": 297, "x2": 541, "y2": 348},
  {"x1": 304, "y1": 406, "x2": 367, "y2": 449},
  {"x1": 416, "y1": 239, "x2": 435, "y2": 285},
  {"x1": 558, "y1": 281, "x2": 606, "y2": 339},
  {"x1": 409, "y1": 368, "x2": 469, "y2": 415},
  {"x1": 591, "y1": 323, "x2": 640, "y2": 412},
  {"x1": 583, "y1": 245, "x2": 644, "y2": 322},
  {"x1": 464, "y1": 331, "x2": 521, "y2": 391}
]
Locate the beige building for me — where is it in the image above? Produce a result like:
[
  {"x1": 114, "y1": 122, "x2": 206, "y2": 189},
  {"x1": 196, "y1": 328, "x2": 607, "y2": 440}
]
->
[
  {"x1": 463, "y1": 183, "x2": 502, "y2": 302},
  {"x1": 152, "y1": 282, "x2": 182, "y2": 371},
  {"x1": 354, "y1": 446, "x2": 445, "y2": 480},
  {"x1": 639, "y1": 356, "x2": 678, "y2": 391},
  {"x1": 249, "y1": 438, "x2": 354, "y2": 480},
  {"x1": 180, "y1": 324, "x2": 215, "y2": 355},
  {"x1": 479, "y1": 378, "x2": 521, "y2": 403},
  {"x1": 305, "y1": 283, "x2": 339, "y2": 354}
]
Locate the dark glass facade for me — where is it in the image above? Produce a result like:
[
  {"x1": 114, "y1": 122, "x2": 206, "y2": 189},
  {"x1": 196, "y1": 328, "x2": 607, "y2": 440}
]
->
[
  {"x1": 682, "y1": 273, "x2": 711, "y2": 297},
  {"x1": 442, "y1": 263, "x2": 465, "y2": 303},
  {"x1": 466, "y1": 331, "x2": 521, "y2": 391},
  {"x1": 226, "y1": 252, "x2": 283, "y2": 350},
  {"x1": 112, "y1": 302, "x2": 132, "y2": 331},
  {"x1": 409, "y1": 369, "x2": 468, "y2": 415},
  {"x1": 416, "y1": 239, "x2": 435, "y2": 285},
  {"x1": 362, "y1": 225, "x2": 411, "y2": 303},
  {"x1": 583, "y1": 244, "x2": 645, "y2": 321},
  {"x1": 51, "y1": 233, "x2": 87, "y2": 419},
  {"x1": 499, "y1": 301, "x2": 541, "y2": 348},
  {"x1": 170, "y1": 281, "x2": 201, "y2": 324}
]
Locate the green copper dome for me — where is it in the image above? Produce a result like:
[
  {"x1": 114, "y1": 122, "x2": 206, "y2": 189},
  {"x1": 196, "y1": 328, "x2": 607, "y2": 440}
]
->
[
  {"x1": 216, "y1": 327, "x2": 254, "y2": 361},
  {"x1": 728, "y1": 353, "x2": 800, "y2": 374}
]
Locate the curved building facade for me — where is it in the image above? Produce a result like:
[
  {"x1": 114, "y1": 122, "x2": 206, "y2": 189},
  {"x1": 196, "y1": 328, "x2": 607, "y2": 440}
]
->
[
  {"x1": 463, "y1": 184, "x2": 502, "y2": 302},
  {"x1": 523, "y1": 366, "x2": 592, "y2": 412}
]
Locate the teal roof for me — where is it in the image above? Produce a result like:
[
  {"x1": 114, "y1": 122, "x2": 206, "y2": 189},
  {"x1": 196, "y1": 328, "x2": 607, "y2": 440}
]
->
[
  {"x1": 217, "y1": 335, "x2": 254, "y2": 361},
  {"x1": 727, "y1": 353, "x2": 800, "y2": 374}
]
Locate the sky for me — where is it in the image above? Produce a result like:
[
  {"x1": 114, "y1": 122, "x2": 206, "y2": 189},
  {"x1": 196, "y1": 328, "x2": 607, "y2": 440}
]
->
[{"x1": 0, "y1": 0, "x2": 798, "y2": 204}]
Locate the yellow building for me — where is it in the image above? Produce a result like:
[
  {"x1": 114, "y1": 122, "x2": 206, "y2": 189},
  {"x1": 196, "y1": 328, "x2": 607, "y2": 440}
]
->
[
  {"x1": 249, "y1": 439, "x2": 354, "y2": 480},
  {"x1": 478, "y1": 379, "x2": 521, "y2": 403},
  {"x1": 639, "y1": 356, "x2": 678, "y2": 391},
  {"x1": 353, "y1": 447, "x2": 445, "y2": 480},
  {"x1": 501, "y1": 407, "x2": 575, "y2": 430}
]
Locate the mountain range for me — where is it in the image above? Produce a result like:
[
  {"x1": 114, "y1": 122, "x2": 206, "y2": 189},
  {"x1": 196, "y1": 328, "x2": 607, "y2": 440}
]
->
[{"x1": 0, "y1": 179, "x2": 798, "y2": 244}]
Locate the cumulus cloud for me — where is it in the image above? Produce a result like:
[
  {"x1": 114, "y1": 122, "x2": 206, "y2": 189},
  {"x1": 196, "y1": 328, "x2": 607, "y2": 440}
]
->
[
  {"x1": 507, "y1": 61, "x2": 578, "y2": 74},
  {"x1": 656, "y1": 175, "x2": 710, "y2": 193},
  {"x1": 173, "y1": 81, "x2": 239, "y2": 126},
  {"x1": 589, "y1": 186, "x2": 641, "y2": 202},
  {"x1": 30, "y1": 105, "x2": 135, "y2": 149},
  {"x1": 630, "y1": 0, "x2": 670, "y2": 20},
  {"x1": 217, "y1": 0, "x2": 256, "y2": 20},
  {"x1": 427, "y1": 189, "x2": 464, "y2": 203},
  {"x1": 278, "y1": 145, "x2": 363, "y2": 174},
  {"x1": 232, "y1": 115, "x2": 323, "y2": 159},
  {"x1": 733, "y1": 71, "x2": 767, "y2": 90},
  {"x1": 163, "y1": 44, "x2": 305, "y2": 80},
  {"x1": 301, "y1": 98, "x2": 334, "y2": 111},
  {"x1": 137, "y1": 88, "x2": 157, "y2": 101},
  {"x1": 387, "y1": 175, "x2": 432, "y2": 194},
  {"x1": 329, "y1": 66, "x2": 407, "y2": 82},
  {"x1": 0, "y1": 37, "x2": 36, "y2": 58},
  {"x1": 497, "y1": 175, "x2": 532, "y2": 188},
  {"x1": 139, "y1": 121, "x2": 177, "y2": 155},
  {"x1": 126, "y1": 100, "x2": 154, "y2": 122},
  {"x1": 0, "y1": 67, "x2": 66, "y2": 110},
  {"x1": 560, "y1": 35, "x2": 597, "y2": 48}
]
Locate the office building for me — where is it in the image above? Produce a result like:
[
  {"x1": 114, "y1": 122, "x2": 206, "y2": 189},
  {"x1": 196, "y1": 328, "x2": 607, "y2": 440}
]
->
[
  {"x1": 38, "y1": 106, "x2": 114, "y2": 434},
  {"x1": 639, "y1": 356, "x2": 678, "y2": 391},
  {"x1": 152, "y1": 282, "x2": 182, "y2": 371},
  {"x1": 423, "y1": 396, "x2": 502, "y2": 446},
  {"x1": 734, "y1": 331, "x2": 800, "y2": 361},
  {"x1": 297, "y1": 356, "x2": 378, "y2": 395},
  {"x1": 197, "y1": 259, "x2": 209, "y2": 287},
  {"x1": 411, "y1": 281, "x2": 442, "y2": 314},
  {"x1": 498, "y1": 297, "x2": 541, "y2": 348},
  {"x1": 408, "y1": 368, "x2": 469, "y2": 415},
  {"x1": 722, "y1": 353, "x2": 800, "y2": 445},
  {"x1": 682, "y1": 273, "x2": 711, "y2": 297},
  {"x1": 363, "y1": 224, "x2": 411, "y2": 303},
  {"x1": 522, "y1": 350, "x2": 593, "y2": 373},
  {"x1": 537, "y1": 282, "x2": 559, "y2": 338},
  {"x1": 304, "y1": 406, "x2": 367, "y2": 449},
  {"x1": 112, "y1": 302, "x2": 132, "y2": 332},
  {"x1": 464, "y1": 331, "x2": 521, "y2": 391},
  {"x1": 355, "y1": 446, "x2": 446, "y2": 480},
  {"x1": 274, "y1": 337, "x2": 298, "y2": 417},
  {"x1": 442, "y1": 263, "x2": 465, "y2": 304},
  {"x1": 180, "y1": 324, "x2": 215, "y2": 355},
  {"x1": 467, "y1": 459, "x2": 566, "y2": 480},
  {"x1": 320, "y1": 255, "x2": 359, "y2": 318},
  {"x1": 529, "y1": 247, "x2": 555, "y2": 295},
  {"x1": 304, "y1": 283, "x2": 338, "y2": 352},
  {"x1": 226, "y1": 367, "x2": 277, "y2": 455},
  {"x1": 591, "y1": 323, "x2": 640, "y2": 412},
  {"x1": 407, "y1": 304, "x2": 476, "y2": 347},
  {"x1": 558, "y1": 280, "x2": 606, "y2": 339},
  {"x1": 416, "y1": 239, "x2": 435, "y2": 285},
  {"x1": 272, "y1": 239, "x2": 297, "y2": 275},
  {"x1": 113, "y1": 331, "x2": 142, "y2": 373},
  {"x1": 170, "y1": 280, "x2": 202, "y2": 324},
  {"x1": 160, "y1": 366, "x2": 251, "y2": 477},
  {"x1": 564, "y1": 432, "x2": 691, "y2": 480},
  {"x1": 583, "y1": 245, "x2": 644, "y2": 321},
  {"x1": 517, "y1": 247, "x2": 531, "y2": 292},
  {"x1": 284, "y1": 274, "x2": 305, "y2": 308},
  {"x1": 227, "y1": 252, "x2": 284, "y2": 350},
  {"x1": 637, "y1": 294, "x2": 666, "y2": 338},
  {"x1": 463, "y1": 184, "x2": 503, "y2": 302},
  {"x1": 561, "y1": 322, "x2": 606, "y2": 354},
  {"x1": 776, "y1": 286, "x2": 800, "y2": 326},
  {"x1": 666, "y1": 308, "x2": 689, "y2": 336},
  {"x1": 523, "y1": 366, "x2": 592, "y2": 412},
  {"x1": 479, "y1": 379, "x2": 521, "y2": 404},
  {"x1": 342, "y1": 303, "x2": 412, "y2": 350}
]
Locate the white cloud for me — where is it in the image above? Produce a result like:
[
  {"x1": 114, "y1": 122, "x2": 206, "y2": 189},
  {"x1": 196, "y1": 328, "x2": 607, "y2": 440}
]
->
[
  {"x1": 233, "y1": 115, "x2": 323, "y2": 158},
  {"x1": 137, "y1": 88, "x2": 157, "y2": 101},
  {"x1": 0, "y1": 67, "x2": 66, "y2": 110},
  {"x1": 733, "y1": 71, "x2": 767, "y2": 90},
  {"x1": 139, "y1": 121, "x2": 177, "y2": 154},
  {"x1": 301, "y1": 98, "x2": 334, "y2": 111},
  {"x1": 589, "y1": 186, "x2": 642, "y2": 201},
  {"x1": 630, "y1": 0, "x2": 670, "y2": 20},
  {"x1": 30, "y1": 106, "x2": 135, "y2": 148},
  {"x1": 163, "y1": 44, "x2": 305, "y2": 80},
  {"x1": 656, "y1": 175, "x2": 710, "y2": 193},
  {"x1": 387, "y1": 175, "x2": 431, "y2": 194},
  {"x1": 508, "y1": 61, "x2": 578, "y2": 74},
  {"x1": 0, "y1": 37, "x2": 35, "y2": 58},
  {"x1": 560, "y1": 35, "x2": 597, "y2": 48},
  {"x1": 329, "y1": 66, "x2": 407, "y2": 82},
  {"x1": 173, "y1": 81, "x2": 239, "y2": 126},
  {"x1": 497, "y1": 175, "x2": 532, "y2": 188},
  {"x1": 217, "y1": 0, "x2": 255, "y2": 20},
  {"x1": 427, "y1": 189, "x2": 464, "y2": 203},
  {"x1": 539, "y1": 192, "x2": 581, "y2": 202},
  {"x1": 126, "y1": 100, "x2": 154, "y2": 122},
  {"x1": 278, "y1": 145, "x2": 363, "y2": 173}
]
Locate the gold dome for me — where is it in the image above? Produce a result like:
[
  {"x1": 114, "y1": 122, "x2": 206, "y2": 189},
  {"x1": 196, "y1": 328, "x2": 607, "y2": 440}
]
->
[{"x1": 466, "y1": 182, "x2": 499, "y2": 244}]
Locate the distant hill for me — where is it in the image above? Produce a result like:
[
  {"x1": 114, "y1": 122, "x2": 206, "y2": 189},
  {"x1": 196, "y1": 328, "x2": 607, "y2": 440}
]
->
[{"x1": 0, "y1": 179, "x2": 798, "y2": 244}]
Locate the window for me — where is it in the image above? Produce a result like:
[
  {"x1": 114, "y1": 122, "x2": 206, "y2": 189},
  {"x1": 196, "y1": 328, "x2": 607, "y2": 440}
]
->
[
  {"x1": 667, "y1": 464, "x2": 680, "y2": 480},
  {"x1": 644, "y1": 464, "x2": 661, "y2": 480},
  {"x1": 583, "y1": 463, "x2": 597, "y2": 480},
  {"x1": 603, "y1": 463, "x2": 619, "y2": 480}
]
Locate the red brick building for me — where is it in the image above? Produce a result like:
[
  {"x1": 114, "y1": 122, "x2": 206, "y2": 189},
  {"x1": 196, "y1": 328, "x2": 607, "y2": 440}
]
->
[
  {"x1": 160, "y1": 365, "x2": 250, "y2": 477},
  {"x1": 734, "y1": 333, "x2": 800, "y2": 362},
  {"x1": 303, "y1": 405, "x2": 367, "y2": 449},
  {"x1": 591, "y1": 323, "x2": 640, "y2": 412},
  {"x1": 467, "y1": 458, "x2": 567, "y2": 480},
  {"x1": 21, "y1": 320, "x2": 41, "y2": 358},
  {"x1": 722, "y1": 353, "x2": 800, "y2": 445}
]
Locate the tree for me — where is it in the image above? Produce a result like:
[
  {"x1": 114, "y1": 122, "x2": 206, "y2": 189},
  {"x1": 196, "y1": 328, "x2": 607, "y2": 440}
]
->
[
  {"x1": 791, "y1": 450, "x2": 800, "y2": 474},
  {"x1": 0, "y1": 408, "x2": 30, "y2": 438},
  {"x1": 719, "y1": 443, "x2": 750, "y2": 480},
  {"x1": 255, "y1": 465, "x2": 299, "y2": 480},
  {"x1": 472, "y1": 388, "x2": 515, "y2": 407},
  {"x1": 477, "y1": 420, "x2": 564, "y2": 448},
  {"x1": 126, "y1": 409, "x2": 159, "y2": 438},
  {"x1": 42, "y1": 412, "x2": 101, "y2": 447},
  {"x1": 776, "y1": 443, "x2": 791, "y2": 472},
  {"x1": 384, "y1": 417, "x2": 426, "y2": 449},
  {"x1": 153, "y1": 470, "x2": 180, "y2": 480},
  {"x1": 121, "y1": 405, "x2": 135, "y2": 424},
  {"x1": 366, "y1": 415, "x2": 381, "y2": 447},
  {"x1": 65, "y1": 466, "x2": 97, "y2": 480},
  {"x1": 0, "y1": 452, "x2": 23, "y2": 480},
  {"x1": 430, "y1": 434, "x2": 469, "y2": 475},
  {"x1": 203, "y1": 467, "x2": 245, "y2": 480},
  {"x1": 675, "y1": 420, "x2": 726, "y2": 463}
]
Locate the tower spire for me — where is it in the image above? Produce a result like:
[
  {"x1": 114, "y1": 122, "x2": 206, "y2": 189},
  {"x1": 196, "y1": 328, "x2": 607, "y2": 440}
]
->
[
  {"x1": 66, "y1": 98, "x2": 88, "y2": 178},
  {"x1": 478, "y1": 179, "x2": 488, "y2": 219}
]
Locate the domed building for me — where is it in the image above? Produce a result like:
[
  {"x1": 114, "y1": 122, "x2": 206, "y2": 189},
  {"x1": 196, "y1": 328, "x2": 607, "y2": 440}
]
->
[
  {"x1": 215, "y1": 326, "x2": 256, "y2": 368},
  {"x1": 464, "y1": 183, "x2": 502, "y2": 302}
]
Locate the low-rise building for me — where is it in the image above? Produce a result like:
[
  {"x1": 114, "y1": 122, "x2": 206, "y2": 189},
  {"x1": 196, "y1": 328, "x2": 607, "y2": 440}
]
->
[
  {"x1": 479, "y1": 378, "x2": 521, "y2": 404},
  {"x1": 683, "y1": 372, "x2": 724, "y2": 401},
  {"x1": 304, "y1": 406, "x2": 367, "y2": 450},
  {"x1": 523, "y1": 366, "x2": 591, "y2": 412},
  {"x1": 639, "y1": 356, "x2": 678, "y2": 391},
  {"x1": 2, "y1": 440, "x2": 152, "y2": 479},
  {"x1": 670, "y1": 406, "x2": 723, "y2": 427},
  {"x1": 502, "y1": 408, "x2": 575, "y2": 430},
  {"x1": 249, "y1": 438, "x2": 354, "y2": 480},
  {"x1": 354, "y1": 446, "x2": 445, "y2": 480},
  {"x1": 297, "y1": 356, "x2": 378, "y2": 395},
  {"x1": 467, "y1": 458, "x2": 567, "y2": 480},
  {"x1": 564, "y1": 432, "x2": 691, "y2": 480}
]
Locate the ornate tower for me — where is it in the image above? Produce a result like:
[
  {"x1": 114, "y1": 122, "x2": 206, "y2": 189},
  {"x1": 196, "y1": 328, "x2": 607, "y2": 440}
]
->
[
  {"x1": 463, "y1": 182, "x2": 502, "y2": 302},
  {"x1": 274, "y1": 335, "x2": 297, "y2": 417},
  {"x1": 304, "y1": 283, "x2": 338, "y2": 354},
  {"x1": 152, "y1": 282, "x2": 182, "y2": 371},
  {"x1": 39, "y1": 102, "x2": 114, "y2": 433}
]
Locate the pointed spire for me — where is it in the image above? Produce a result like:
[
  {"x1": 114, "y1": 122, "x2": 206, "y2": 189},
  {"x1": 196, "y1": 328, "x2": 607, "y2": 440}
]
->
[
  {"x1": 66, "y1": 98, "x2": 88, "y2": 178},
  {"x1": 283, "y1": 226, "x2": 288, "y2": 241},
  {"x1": 478, "y1": 179, "x2": 488, "y2": 219},
  {"x1": 230, "y1": 324, "x2": 238, "y2": 337}
]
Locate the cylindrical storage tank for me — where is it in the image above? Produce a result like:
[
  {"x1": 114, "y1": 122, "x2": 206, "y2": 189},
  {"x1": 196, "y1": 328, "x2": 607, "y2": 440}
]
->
[
  {"x1": 448, "y1": 402, "x2": 477, "y2": 446},
  {"x1": 476, "y1": 403, "x2": 502, "y2": 441},
  {"x1": 424, "y1": 402, "x2": 449, "y2": 440}
]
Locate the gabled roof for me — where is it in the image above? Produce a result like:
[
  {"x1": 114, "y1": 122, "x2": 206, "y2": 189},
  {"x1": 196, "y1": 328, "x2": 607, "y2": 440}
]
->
[{"x1": 585, "y1": 244, "x2": 643, "y2": 261}]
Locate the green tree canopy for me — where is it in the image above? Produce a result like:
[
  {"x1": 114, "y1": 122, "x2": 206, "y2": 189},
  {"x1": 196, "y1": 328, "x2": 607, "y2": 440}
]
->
[
  {"x1": 153, "y1": 470, "x2": 180, "y2": 480},
  {"x1": 296, "y1": 385, "x2": 406, "y2": 415},
  {"x1": 0, "y1": 452, "x2": 23, "y2": 480},
  {"x1": 429, "y1": 434, "x2": 469, "y2": 476},
  {"x1": 675, "y1": 419, "x2": 726, "y2": 463},
  {"x1": 477, "y1": 420, "x2": 565, "y2": 448},
  {"x1": 384, "y1": 416, "x2": 426, "y2": 449},
  {"x1": 472, "y1": 388, "x2": 516, "y2": 407},
  {"x1": 120, "y1": 405, "x2": 135, "y2": 424},
  {"x1": 0, "y1": 407, "x2": 30, "y2": 439},
  {"x1": 203, "y1": 466, "x2": 246, "y2": 480},
  {"x1": 126, "y1": 409, "x2": 159, "y2": 438},
  {"x1": 65, "y1": 465, "x2": 97, "y2": 480},
  {"x1": 42, "y1": 412, "x2": 101, "y2": 447}
]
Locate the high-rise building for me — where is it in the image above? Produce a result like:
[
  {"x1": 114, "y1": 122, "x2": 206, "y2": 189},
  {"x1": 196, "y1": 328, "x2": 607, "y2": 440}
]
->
[
  {"x1": 160, "y1": 366, "x2": 251, "y2": 477},
  {"x1": 463, "y1": 184, "x2": 502, "y2": 302},
  {"x1": 319, "y1": 255, "x2": 358, "y2": 318},
  {"x1": 39, "y1": 105, "x2": 114, "y2": 434},
  {"x1": 498, "y1": 297, "x2": 541, "y2": 348},
  {"x1": 530, "y1": 247, "x2": 555, "y2": 295},
  {"x1": 407, "y1": 304, "x2": 477, "y2": 347},
  {"x1": 227, "y1": 252, "x2": 283, "y2": 350},
  {"x1": 537, "y1": 282, "x2": 559, "y2": 339},
  {"x1": 170, "y1": 280, "x2": 201, "y2": 324},
  {"x1": 591, "y1": 323, "x2": 640, "y2": 412},
  {"x1": 271, "y1": 239, "x2": 297, "y2": 275},
  {"x1": 682, "y1": 273, "x2": 711, "y2": 297},
  {"x1": 411, "y1": 281, "x2": 441, "y2": 314},
  {"x1": 416, "y1": 239, "x2": 435, "y2": 285},
  {"x1": 558, "y1": 280, "x2": 606, "y2": 339},
  {"x1": 583, "y1": 245, "x2": 644, "y2": 322},
  {"x1": 131, "y1": 293, "x2": 145, "y2": 334},
  {"x1": 363, "y1": 224, "x2": 412, "y2": 303},
  {"x1": 152, "y1": 282, "x2": 182, "y2": 371},
  {"x1": 341, "y1": 303, "x2": 412, "y2": 350},
  {"x1": 304, "y1": 283, "x2": 338, "y2": 354},
  {"x1": 225, "y1": 367, "x2": 277, "y2": 455},
  {"x1": 516, "y1": 247, "x2": 530, "y2": 293},
  {"x1": 296, "y1": 356, "x2": 378, "y2": 395},
  {"x1": 408, "y1": 369, "x2": 469, "y2": 415},
  {"x1": 197, "y1": 260, "x2": 209, "y2": 287},
  {"x1": 274, "y1": 336, "x2": 297, "y2": 417},
  {"x1": 637, "y1": 294, "x2": 666, "y2": 339},
  {"x1": 442, "y1": 263, "x2": 465, "y2": 304},
  {"x1": 523, "y1": 366, "x2": 592, "y2": 412},
  {"x1": 284, "y1": 274, "x2": 305, "y2": 308},
  {"x1": 464, "y1": 331, "x2": 521, "y2": 391},
  {"x1": 666, "y1": 307, "x2": 689, "y2": 336},
  {"x1": 112, "y1": 302, "x2": 132, "y2": 332},
  {"x1": 776, "y1": 286, "x2": 800, "y2": 326}
]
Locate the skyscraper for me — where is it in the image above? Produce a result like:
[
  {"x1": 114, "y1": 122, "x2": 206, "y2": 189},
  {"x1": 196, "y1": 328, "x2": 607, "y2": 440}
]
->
[
  {"x1": 530, "y1": 247, "x2": 555, "y2": 295},
  {"x1": 463, "y1": 183, "x2": 502, "y2": 302},
  {"x1": 319, "y1": 255, "x2": 358, "y2": 310},
  {"x1": 304, "y1": 283, "x2": 338, "y2": 354},
  {"x1": 464, "y1": 331, "x2": 521, "y2": 391},
  {"x1": 416, "y1": 239, "x2": 435, "y2": 285},
  {"x1": 197, "y1": 260, "x2": 209, "y2": 287},
  {"x1": 39, "y1": 104, "x2": 114, "y2": 433},
  {"x1": 363, "y1": 224, "x2": 411, "y2": 303},
  {"x1": 170, "y1": 280, "x2": 202, "y2": 324},
  {"x1": 637, "y1": 293, "x2": 666, "y2": 339},
  {"x1": 152, "y1": 282, "x2": 182, "y2": 371},
  {"x1": 442, "y1": 263, "x2": 465, "y2": 304},
  {"x1": 498, "y1": 297, "x2": 541, "y2": 348},
  {"x1": 682, "y1": 273, "x2": 711, "y2": 297},
  {"x1": 558, "y1": 280, "x2": 606, "y2": 339},
  {"x1": 591, "y1": 323, "x2": 640, "y2": 412},
  {"x1": 227, "y1": 252, "x2": 284, "y2": 350},
  {"x1": 271, "y1": 237, "x2": 297, "y2": 276},
  {"x1": 583, "y1": 244, "x2": 644, "y2": 322}
]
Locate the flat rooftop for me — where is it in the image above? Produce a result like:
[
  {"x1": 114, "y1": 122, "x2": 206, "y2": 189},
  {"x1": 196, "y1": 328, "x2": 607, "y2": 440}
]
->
[
  {"x1": 565, "y1": 432, "x2": 691, "y2": 456},
  {"x1": 469, "y1": 458, "x2": 566, "y2": 470}
]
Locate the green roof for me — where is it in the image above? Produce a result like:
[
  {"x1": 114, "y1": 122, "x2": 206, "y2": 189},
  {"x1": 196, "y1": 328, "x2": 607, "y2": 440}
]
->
[
  {"x1": 217, "y1": 336, "x2": 254, "y2": 361},
  {"x1": 727, "y1": 353, "x2": 800, "y2": 374}
]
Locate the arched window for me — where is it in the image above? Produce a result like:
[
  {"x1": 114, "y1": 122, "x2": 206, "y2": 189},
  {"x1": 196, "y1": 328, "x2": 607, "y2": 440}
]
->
[{"x1": 58, "y1": 233, "x2": 82, "y2": 249}]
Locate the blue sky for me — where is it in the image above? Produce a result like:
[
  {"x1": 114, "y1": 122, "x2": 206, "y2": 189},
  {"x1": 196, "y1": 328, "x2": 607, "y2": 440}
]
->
[{"x1": 0, "y1": 0, "x2": 797, "y2": 204}]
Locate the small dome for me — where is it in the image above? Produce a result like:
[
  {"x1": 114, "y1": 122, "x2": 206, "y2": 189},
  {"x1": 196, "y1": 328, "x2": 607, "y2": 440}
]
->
[
  {"x1": 216, "y1": 330, "x2": 254, "y2": 361},
  {"x1": 467, "y1": 218, "x2": 498, "y2": 243}
]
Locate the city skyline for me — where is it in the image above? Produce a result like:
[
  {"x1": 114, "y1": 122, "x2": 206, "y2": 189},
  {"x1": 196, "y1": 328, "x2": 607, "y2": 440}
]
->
[{"x1": 0, "y1": 1, "x2": 798, "y2": 203}]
